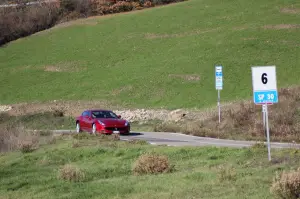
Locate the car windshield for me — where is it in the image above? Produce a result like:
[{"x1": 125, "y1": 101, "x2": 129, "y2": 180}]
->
[{"x1": 91, "y1": 111, "x2": 118, "y2": 119}]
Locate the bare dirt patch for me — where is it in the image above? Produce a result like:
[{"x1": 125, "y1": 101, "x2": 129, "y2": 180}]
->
[
  {"x1": 145, "y1": 28, "x2": 219, "y2": 39},
  {"x1": 263, "y1": 24, "x2": 300, "y2": 30},
  {"x1": 111, "y1": 85, "x2": 133, "y2": 96},
  {"x1": 280, "y1": 7, "x2": 300, "y2": 14},
  {"x1": 43, "y1": 62, "x2": 87, "y2": 72},
  {"x1": 169, "y1": 74, "x2": 200, "y2": 82},
  {"x1": 5, "y1": 100, "x2": 114, "y2": 117}
]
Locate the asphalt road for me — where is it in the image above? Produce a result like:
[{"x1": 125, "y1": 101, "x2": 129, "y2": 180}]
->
[{"x1": 52, "y1": 130, "x2": 300, "y2": 149}]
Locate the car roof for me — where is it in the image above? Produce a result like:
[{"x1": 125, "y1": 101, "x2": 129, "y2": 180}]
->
[{"x1": 85, "y1": 109, "x2": 113, "y2": 112}]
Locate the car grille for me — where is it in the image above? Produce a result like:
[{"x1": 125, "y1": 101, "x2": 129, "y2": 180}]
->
[{"x1": 105, "y1": 127, "x2": 127, "y2": 131}]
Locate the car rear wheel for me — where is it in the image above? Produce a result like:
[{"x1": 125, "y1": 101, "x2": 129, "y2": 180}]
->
[
  {"x1": 76, "y1": 122, "x2": 81, "y2": 133},
  {"x1": 92, "y1": 124, "x2": 96, "y2": 135}
]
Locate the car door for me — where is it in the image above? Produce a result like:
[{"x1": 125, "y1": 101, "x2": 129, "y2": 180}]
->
[
  {"x1": 80, "y1": 111, "x2": 89, "y2": 131},
  {"x1": 86, "y1": 111, "x2": 94, "y2": 132}
]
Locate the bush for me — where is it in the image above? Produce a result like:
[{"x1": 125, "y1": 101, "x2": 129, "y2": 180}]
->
[
  {"x1": 217, "y1": 165, "x2": 237, "y2": 182},
  {"x1": 153, "y1": 122, "x2": 181, "y2": 132},
  {"x1": 110, "y1": 1, "x2": 134, "y2": 13},
  {"x1": 271, "y1": 168, "x2": 300, "y2": 199},
  {"x1": 60, "y1": 0, "x2": 92, "y2": 15},
  {"x1": 143, "y1": 0, "x2": 153, "y2": 7},
  {"x1": 131, "y1": 2, "x2": 143, "y2": 10},
  {"x1": 0, "y1": 124, "x2": 39, "y2": 153},
  {"x1": 58, "y1": 164, "x2": 85, "y2": 182},
  {"x1": 133, "y1": 153, "x2": 174, "y2": 175},
  {"x1": 0, "y1": 3, "x2": 60, "y2": 46}
]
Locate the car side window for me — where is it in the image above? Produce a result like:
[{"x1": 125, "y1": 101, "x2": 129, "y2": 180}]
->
[{"x1": 82, "y1": 111, "x2": 88, "y2": 117}]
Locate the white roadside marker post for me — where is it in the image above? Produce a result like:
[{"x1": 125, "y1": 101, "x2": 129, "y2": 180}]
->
[{"x1": 215, "y1": 66, "x2": 223, "y2": 123}]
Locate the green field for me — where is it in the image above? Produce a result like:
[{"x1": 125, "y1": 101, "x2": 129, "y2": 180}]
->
[
  {"x1": 0, "y1": 0, "x2": 299, "y2": 109},
  {"x1": 0, "y1": 134, "x2": 299, "y2": 199}
]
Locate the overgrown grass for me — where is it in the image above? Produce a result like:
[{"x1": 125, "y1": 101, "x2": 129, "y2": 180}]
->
[
  {"x1": 154, "y1": 86, "x2": 300, "y2": 142},
  {"x1": 1, "y1": 134, "x2": 300, "y2": 198},
  {"x1": 1, "y1": 0, "x2": 299, "y2": 109},
  {"x1": 0, "y1": 112, "x2": 74, "y2": 130}
]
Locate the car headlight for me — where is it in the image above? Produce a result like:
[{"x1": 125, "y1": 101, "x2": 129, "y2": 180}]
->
[
  {"x1": 98, "y1": 120, "x2": 105, "y2": 126},
  {"x1": 125, "y1": 121, "x2": 129, "y2": 126}
]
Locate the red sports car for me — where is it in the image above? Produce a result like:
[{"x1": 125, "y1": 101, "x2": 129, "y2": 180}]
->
[{"x1": 75, "y1": 109, "x2": 130, "y2": 135}]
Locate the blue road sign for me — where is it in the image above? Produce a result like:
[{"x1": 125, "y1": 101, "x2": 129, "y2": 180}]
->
[
  {"x1": 253, "y1": 90, "x2": 278, "y2": 104},
  {"x1": 215, "y1": 66, "x2": 223, "y2": 90}
]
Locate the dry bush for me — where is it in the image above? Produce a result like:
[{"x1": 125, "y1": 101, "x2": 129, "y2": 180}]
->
[
  {"x1": 133, "y1": 153, "x2": 174, "y2": 175},
  {"x1": 110, "y1": 1, "x2": 133, "y2": 13},
  {"x1": 131, "y1": 2, "x2": 143, "y2": 10},
  {"x1": 271, "y1": 168, "x2": 300, "y2": 199},
  {"x1": 59, "y1": 0, "x2": 93, "y2": 16},
  {"x1": 0, "y1": 123, "x2": 39, "y2": 153},
  {"x1": 217, "y1": 165, "x2": 237, "y2": 182},
  {"x1": 156, "y1": 87, "x2": 300, "y2": 142},
  {"x1": 58, "y1": 164, "x2": 85, "y2": 182},
  {"x1": 143, "y1": 1, "x2": 153, "y2": 7},
  {"x1": 154, "y1": 122, "x2": 181, "y2": 132},
  {"x1": 0, "y1": 3, "x2": 60, "y2": 46}
]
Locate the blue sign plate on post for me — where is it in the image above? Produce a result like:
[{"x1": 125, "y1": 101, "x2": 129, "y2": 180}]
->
[{"x1": 253, "y1": 90, "x2": 278, "y2": 104}]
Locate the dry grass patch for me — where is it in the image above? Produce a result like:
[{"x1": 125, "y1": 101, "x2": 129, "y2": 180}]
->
[
  {"x1": 169, "y1": 74, "x2": 200, "y2": 82},
  {"x1": 111, "y1": 85, "x2": 133, "y2": 96},
  {"x1": 145, "y1": 28, "x2": 219, "y2": 39},
  {"x1": 58, "y1": 164, "x2": 85, "y2": 182},
  {"x1": 43, "y1": 61, "x2": 87, "y2": 72},
  {"x1": 0, "y1": 123, "x2": 40, "y2": 153},
  {"x1": 280, "y1": 7, "x2": 300, "y2": 14},
  {"x1": 263, "y1": 24, "x2": 300, "y2": 30},
  {"x1": 133, "y1": 153, "x2": 174, "y2": 175},
  {"x1": 271, "y1": 168, "x2": 300, "y2": 199},
  {"x1": 154, "y1": 86, "x2": 300, "y2": 142},
  {"x1": 217, "y1": 165, "x2": 237, "y2": 182}
]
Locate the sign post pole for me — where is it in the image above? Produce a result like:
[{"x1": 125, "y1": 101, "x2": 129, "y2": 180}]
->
[
  {"x1": 218, "y1": 89, "x2": 221, "y2": 123},
  {"x1": 251, "y1": 66, "x2": 278, "y2": 161},
  {"x1": 215, "y1": 65, "x2": 223, "y2": 124},
  {"x1": 265, "y1": 102, "x2": 271, "y2": 161},
  {"x1": 262, "y1": 104, "x2": 266, "y2": 137}
]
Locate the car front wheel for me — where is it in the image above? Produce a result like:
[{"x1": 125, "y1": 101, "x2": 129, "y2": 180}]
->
[
  {"x1": 76, "y1": 122, "x2": 81, "y2": 133},
  {"x1": 92, "y1": 124, "x2": 96, "y2": 135}
]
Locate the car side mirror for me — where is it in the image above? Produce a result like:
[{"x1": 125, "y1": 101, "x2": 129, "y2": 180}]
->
[{"x1": 117, "y1": 115, "x2": 121, "y2": 119}]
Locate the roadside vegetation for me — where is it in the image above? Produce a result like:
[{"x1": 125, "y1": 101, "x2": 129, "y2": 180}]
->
[
  {"x1": 154, "y1": 86, "x2": 300, "y2": 143},
  {"x1": 0, "y1": 131, "x2": 300, "y2": 198}
]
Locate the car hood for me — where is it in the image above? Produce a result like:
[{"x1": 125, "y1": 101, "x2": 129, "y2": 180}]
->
[{"x1": 97, "y1": 118, "x2": 127, "y2": 126}]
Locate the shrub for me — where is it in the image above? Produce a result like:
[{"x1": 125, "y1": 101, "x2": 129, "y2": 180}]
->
[
  {"x1": 0, "y1": 3, "x2": 60, "y2": 46},
  {"x1": 143, "y1": 0, "x2": 153, "y2": 7},
  {"x1": 0, "y1": 124, "x2": 39, "y2": 153},
  {"x1": 217, "y1": 165, "x2": 237, "y2": 182},
  {"x1": 58, "y1": 164, "x2": 85, "y2": 182},
  {"x1": 270, "y1": 168, "x2": 300, "y2": 199},
  {"x1": 60, "y1": 0, "x2": 92, "y2": 15},
  {"x1": 131, "y1": 2, "x2": 143, "y2": 10},
  {"x1": 52, "y1": 109, "x2": 64, "y2": 117},
  {"x1": 110, "y1": 1, "x2": 134, "y2": 13},
  {"x1": 133, "y1": 153, "x2": 173, "y2": 175},
  {"x1": 153, "y1": 122, "x2": 181, "y2": 132}
]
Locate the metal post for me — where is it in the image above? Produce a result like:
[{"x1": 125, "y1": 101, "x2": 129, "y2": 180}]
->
[
  {"x1": 262, "y1": 104, "x2": 266, "y2": 137},
  {"x1": 218, "y1": 89, "x2": 221, "y2": 123},
  {"x1": 265, "y1": 103, "x2": 271, "y2": 161}
]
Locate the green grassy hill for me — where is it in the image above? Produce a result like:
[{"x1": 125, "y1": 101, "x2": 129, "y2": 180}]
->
[{"x1": 0, "y1": 0, "x2": 299, "y2": 109}]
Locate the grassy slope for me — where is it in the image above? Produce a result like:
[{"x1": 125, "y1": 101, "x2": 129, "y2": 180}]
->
[
  {"x1": 1, "y1": 136, "x2": 300, "y2": 199},
  {"x1": 0, "y1": 0, "x2": 300, "y2": 109}
]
